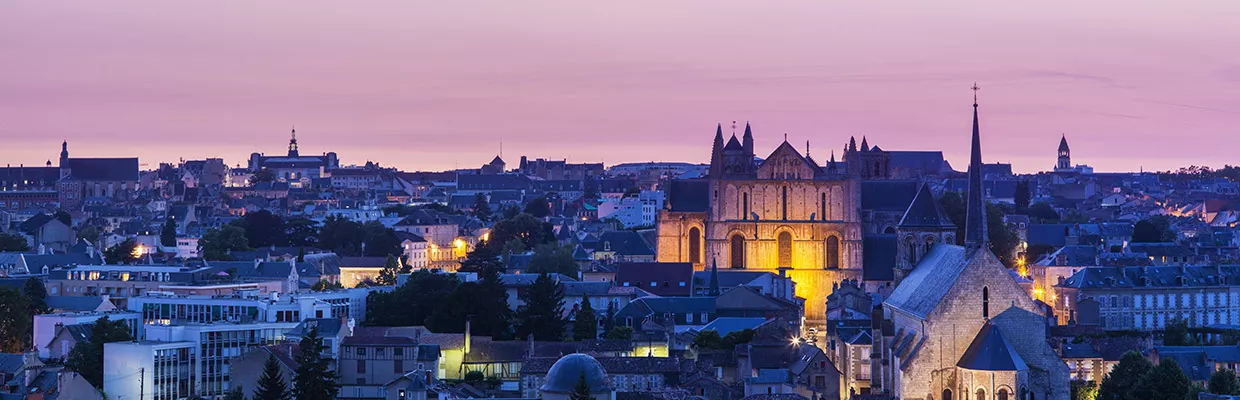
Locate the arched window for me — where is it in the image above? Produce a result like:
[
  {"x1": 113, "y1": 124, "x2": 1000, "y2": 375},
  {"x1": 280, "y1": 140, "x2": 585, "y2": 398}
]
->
[
  {"x1": 781, "y1": 186, "x2": 788, "y2": 220},
  {"x1": 730, "y1": 235, "x2": 745, "y2": 269},
  {"x1": 743, "y1": 192, "x2": 750, "y2": 220},
  {"x1": 778, "y1": 232, "x2": 793, "y2": 267},
  {"x1": 924, "y1": 238, "x2": 935, "y2": 255},
  {"x1": 999, "y1": 388, "x2": 1009, "y2": 400},
  {"x1": 906, "y1": 237, "x2": 918, "y2": 265},
  {"x1": 976, "y1": 389, "x2": 986, "y2": 400},
  {"x1": 825, "y1": 236, "x2": 840, "y2": 269},
  {"x1": 884, "y1": 226, "x2": 896, "y2": 234},
  {"x1": 688, "y1": 227, "x2": 701, "y2": 264},
  {"x1": 942, "y1": 389, "x2": 952, "y2": 400},
  {"x1": 820, "y1": 192, "x2": 827, "y2": 221},
  {"x1": 983, "y1": 286, "x2": 991, "y2": 319}
]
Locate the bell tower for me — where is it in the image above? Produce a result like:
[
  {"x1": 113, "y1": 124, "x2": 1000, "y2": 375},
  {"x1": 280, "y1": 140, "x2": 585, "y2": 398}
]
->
[
  {"x1": 288, "y1": 128, "x2": 300, "y2": 157},
  {"x1": 1056, "y1": 134, "x2": 1070, "y2": 171}
]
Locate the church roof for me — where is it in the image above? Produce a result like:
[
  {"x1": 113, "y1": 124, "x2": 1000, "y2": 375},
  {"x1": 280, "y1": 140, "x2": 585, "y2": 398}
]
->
[
  {"x1": 862, "y1": 235, "x2": 897, "y2": 281},
  {"x1": 724, "y1": 135, "x2": 744, "y2": 151},
  {"x1": 62, "y1": 158, "x2": 139, "y2": 181},
  {"x1": 860, "y1": 181, "x2": 920, "y2": 212},
  {"x1": 956, "y1": 322, "x2": 1028, "y2": 371},
  {"x1": 898, "y1": 184, "x2": 955, "y2": 228},
  {"x1": 883, "y1": 244, "x2": 971, "y2": 319},
  {"x1": 666, "y1": 179, "x2": 709, "y2": 212},
  {"x1": 1059, "y1": 135, "x2": 1070, "y2": 152}
]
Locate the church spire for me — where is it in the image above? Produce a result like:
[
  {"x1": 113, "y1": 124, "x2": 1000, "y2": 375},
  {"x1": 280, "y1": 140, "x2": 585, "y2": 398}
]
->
[
  {"x1": 59, "y1": 140, "x2": 68, "y2": 165},
  {"x1": 827, "y1": 150, "x2": 838, "y2": 173},
  {"x1": 965, "y1": 83, "x2": 988, "y2": 249},
  {"x1": 288, "y1": 127, "x2": 300, "y2": 157},
  {"x1": 710, "y1": 124, "x2": 724, "y2": 177},
  {"x1": 742, "y1": 122, "x2": 754, "y2": 157}
]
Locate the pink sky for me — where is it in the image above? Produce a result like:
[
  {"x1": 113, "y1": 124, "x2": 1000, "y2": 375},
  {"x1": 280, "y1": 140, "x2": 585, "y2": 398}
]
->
[{"x1": 3, "y1": 1, "x2": 1238, "y2": 173}]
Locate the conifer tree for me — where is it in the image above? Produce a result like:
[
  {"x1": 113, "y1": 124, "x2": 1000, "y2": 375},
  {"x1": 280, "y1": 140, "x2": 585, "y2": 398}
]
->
[
  {"x1": 569, "y1": 372, "x2": 592, "y2": 400},
  {"x1": 515, "y1": 273, "x2": 566, "y2": 341},
  {"x1": 572, "y1": 294, "x2": 597, "y2": 341},
  {"x1": 253, "y1": 354, "x2": 290, "y2": 400},
  {"x1": 292, "y1": 327, "x2": 340, "y2": 400}
]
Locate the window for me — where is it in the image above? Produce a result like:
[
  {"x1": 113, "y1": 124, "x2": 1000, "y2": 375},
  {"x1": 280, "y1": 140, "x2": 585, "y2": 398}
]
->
[
  {"x1": 999, "y1": 389, "x2": 1009, "y2": 400},
  {"x1": 356, "y1": 347, "x2": 366, "y2": 357},
  {"x1": 781, "y1": 186, "x2": 788, "y2": 220},
  {"x1": 778, "y1": 232, "x2": 793, "y2": 267},
  {"x1": 983, "y1": 287, "x2": 991, "y2": 319},
  {"x1": 688, "y1": 227, "x2": 702, "y2": 264},
  {"x1": 743, "y1": 192, "x2": 750, "y2": 220},
  {"x1": 821, "y1": 192, "x2": 827, "y2": 220},
  {"x1": 730, "y1": 235, "x2": 745, "y2": 269},
  {"x1": 394, "y1": 347, "x2": 404, "y2": 357},
  {"x1": 977, "y1": 389, "x2": 986, "y2": 400},
  {"x1": 825, "y1": 236, "x2": 840, "y2": 269},
  {"x1": 394, "y1": 359, "x2": 403, "y2": 374},
  {"x1": 357, "y1": 360, "x2": 366, "y2": 373}
]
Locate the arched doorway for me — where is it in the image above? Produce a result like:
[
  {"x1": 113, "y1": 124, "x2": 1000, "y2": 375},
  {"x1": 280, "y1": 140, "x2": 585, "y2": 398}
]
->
[
  {"x1": 825, "y1": 236, "x2": 840, "y2": 269},
  {"x1": 942, "y1": 389, "x2": 952, "y2": 400},
  {"x1": 998, "y1": 388, "x2": 1009, "y2": 400},
  {"x1": 688, "y1": 227, "x2": 701, "y2": 264},
  {"x1": 977, "y1": 388, "x2": 986, "y2": 400},
  {"x1": 730, "y1": 234, "x2": 745, "y2": 269},
  {"x1": 778, "y1": 232, "x2": 793, "y2": 267}
]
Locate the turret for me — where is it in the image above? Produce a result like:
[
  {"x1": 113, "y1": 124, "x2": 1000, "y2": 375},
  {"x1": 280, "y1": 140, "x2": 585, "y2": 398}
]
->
[
  {"x1": 742, "y1": 122, "x2": 754, "y2": 158},
  {"x1": 709, "y1": 124, "x2": 724, "y2": 177}
]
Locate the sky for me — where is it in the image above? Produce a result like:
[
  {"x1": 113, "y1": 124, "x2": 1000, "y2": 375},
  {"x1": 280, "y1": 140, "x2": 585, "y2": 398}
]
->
[{"x1": 2, "y1": 1, "x2": 1238, "y2": 174}]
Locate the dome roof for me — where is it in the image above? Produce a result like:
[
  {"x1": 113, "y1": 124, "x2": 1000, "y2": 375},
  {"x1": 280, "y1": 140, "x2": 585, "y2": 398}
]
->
[{"x1": 540, "y1": 353, "x2": 610, "y2": 394}]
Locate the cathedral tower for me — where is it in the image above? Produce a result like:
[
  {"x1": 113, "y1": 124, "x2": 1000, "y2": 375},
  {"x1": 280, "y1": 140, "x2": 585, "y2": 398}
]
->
[{"x1": 1056, "y1": 134, "x2": 1071, "y2": 171}]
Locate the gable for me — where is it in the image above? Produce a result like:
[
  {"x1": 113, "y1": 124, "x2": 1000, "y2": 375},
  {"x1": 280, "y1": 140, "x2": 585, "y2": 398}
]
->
[{"x1": 756, "y1": 142, "x2": 818, "y2": 180}]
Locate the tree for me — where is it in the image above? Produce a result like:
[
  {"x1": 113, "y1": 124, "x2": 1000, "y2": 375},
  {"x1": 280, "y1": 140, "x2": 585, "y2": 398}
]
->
[
  {"x1": 573, "y1": 294, "x2": 598, "y2": 341},
  {"x1": 1164, "y1": 318, "x2": 1191, "y2": 345},
  {"x1": 65, "y1": 316, "x2": 133, "y2": 388},
  {"x1": 253, "y1": 354, "x2": 290, "y2": 400},
  {"x1": 225, "y1": 385, "x2": 247, "y2": 400},
  {"x1": 524, "y1": 196, "x2": 551, "y2": 218},
  {"x1": 693, "y1": 330, "x2": 726, "y2": 350},
  {"x1": 292, "y1": 327, "x2": 340, "y2": 400},
  {"x1": 200, "y1": 225, "x2": 252, "y2": 260},
  {"x1": 0, "y1": 233, "x2": 29, "y2": 252},
  {"x1": 54, "y1": 210, "x2": 73, "y2": 227},
  {"x1": 310, "y1": 279, "x2": 343, "y2": 291},
  {"x1": 515, "y1": 273, "x2": 566, "y2": 341},
  {"x1": 249, "y1": 168, "x2": 276, "y2": 186},
  {"x1": 1133, "y1": 218, "x2": 1174, "y2": 243},
  {"x1": 23, "y1": 277, "x2": 49, "y2": 316},
  {"x1": 361, "y1": 221, "x2": 401, "y2": 257},
  {"x1": 160, "y1": 217, "x2": 178, "y2": 247},
  {"x1": 285, "y1": 217, "x2": 319, "y2": 247},
  {"x1": 77, "y1": 225, "x2": 101, "y2": 245},
  {"x1": 235, "y1": 210, "x2": 287, "y2": 248},
  {"x1": 603, "y1": 326, "x2": 633, "y2": 340},
  {"x1": 377, "y1": 255, "x2": 400, "y2": 286},
  {"x1": 987, "y1": 205, "x2": 1021, "y2": 268},
  {"x1": 602, "y1": 300, "x2": 617, "y2": 333},
  {"x1": 1130, "y1": 358, "x2": 1190, "y2": 400},
  {"x1": 318, "y1": 216, "x2": 364, "y2": 256},
  {"x1": 529, "y1": 243, "x2": 578, "y2": 277},
  {"x1": 1098, "y1": 350, "x2": 1154, "y2": 400},
  {"x1": 938, "y1": 191, "x2": 966, "y2": 245},
  {"x1": 1071, "y1": 381, "x2": 1098, "y2": 400},
  {"x1": 0, "y1": 287, "x2": 32, "y2": 353},
  {"x1": 104, "y1": 239, "x2": 139, "y2": 264},
  {"x1": 570, "y1": 372, "x2": 592, "y2": 400},
  {"x1": 366, "y1": 271, "x2": 460, "y2": 327},
  {"x1": 1209, "y1": 368, "x2": 1240, "y2": 395},
  {"x1": 502, "y1": 205, "x2": 520, "y2": 219},
  {"x1": 486, "y1": 214, "x2": 555, "y2": 253},
  {"x1": 1028, "y1": 202, "x2": 1060, "y2": 223},
  {"x1": 1014, "y1": 180, "x2": 1031, "y2": 213},
  {"x1": 472, "y1": 193, "x2": 492, "y2": 221}
]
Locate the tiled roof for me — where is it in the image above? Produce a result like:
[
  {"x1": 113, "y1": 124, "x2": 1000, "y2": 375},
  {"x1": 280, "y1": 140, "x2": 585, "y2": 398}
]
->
[{"x1": 62, "y1": 158, "x2": 139, "y2": 181}]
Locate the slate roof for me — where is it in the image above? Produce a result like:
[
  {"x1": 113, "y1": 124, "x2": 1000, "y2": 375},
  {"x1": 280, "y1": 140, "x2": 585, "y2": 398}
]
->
[
  {"x1": 0, "y1": 354, "x2": 25, "y2": 374},
  {"x1": 1027, "y1": 224, "x2": 1073, "y2": 247},
  {"x1": 666, "y1": 179, "x2": 709, "y2": 212},
  {"x1": 62, "y1": 158, "x2": 140, "y2": 181},
  {"x1": 883, "y1": 244, "x2": 971, "y2": 319},
  {"x1": 887, "y1": 151, "x2": 946, "y2": 176},
  {"x1": 1129, "y1": 243, "x2": 1194, "y2": 257},
  {"x1": 700, "y1": 317, "x2": 766, "y2": 335},
  {"x1": 561, "y1": 281, "x2": 612, "y2": 297},
  {"x1": 339, "y1": 256, "x2": 388, "y2": 268},
  {"x1": 956, "y1": 322, "x2": 1028, "y2": 371},
  {"x1": 287, "y1": 318, "x2": 345, "y2": 339},
  {"x1": 618, "y1": 296, "x2": 716, "y2": 316},
  {"x1": 1058, "y1": 265, "x2": 1240, "y2": 290},
  {"x1": 862, "y1": 235, "x2": 897, "y2": 281},
  {"x1": 204, "y1": 261, "x2": 294, "y2": 279},
  {"x1": 860, "y1": 181, "x2": 920, "y2": 212},
  {"x1": 615, "y1": 262, "x2": 693, "y2": 296},
  {"x1": 46, "y1": 296, "x2": 110, "y2": 312},
  {"x1": 898, "y1": 184, "x2": 955, "y2": 228},
  {"x1": 597, "y1": 231, "x2": 654, "y2": 257}
]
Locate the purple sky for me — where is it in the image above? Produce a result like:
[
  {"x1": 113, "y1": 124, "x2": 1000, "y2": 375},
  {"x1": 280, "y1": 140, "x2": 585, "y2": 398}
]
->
[{"x1": 3, "y1": 1, "x2": 1238, "y2": 173}]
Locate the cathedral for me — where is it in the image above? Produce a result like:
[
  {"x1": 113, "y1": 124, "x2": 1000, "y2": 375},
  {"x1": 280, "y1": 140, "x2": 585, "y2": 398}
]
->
[{"x1": 656, "y1": 123, "x2": 956, "y2": 324}]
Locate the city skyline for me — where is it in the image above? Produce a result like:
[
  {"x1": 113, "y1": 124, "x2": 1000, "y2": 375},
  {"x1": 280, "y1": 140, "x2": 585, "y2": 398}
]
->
[{"x1": 3, "y1": 0, "x2": 1238, "y2": 173}]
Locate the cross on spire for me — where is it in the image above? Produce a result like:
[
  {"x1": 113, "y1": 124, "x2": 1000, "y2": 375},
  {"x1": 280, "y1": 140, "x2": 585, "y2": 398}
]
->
[
  {"x1": 731, "y1": 121, "x2": 737, "y2": 135},
  {"x1": 971, "y1": 82, "x2": 980, "y2": 106}
]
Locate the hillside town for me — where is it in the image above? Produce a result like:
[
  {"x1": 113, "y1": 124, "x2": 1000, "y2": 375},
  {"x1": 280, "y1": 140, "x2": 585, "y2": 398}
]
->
[{"x1": 2, "y1": 98, "x2": 1240, "y2": 400}]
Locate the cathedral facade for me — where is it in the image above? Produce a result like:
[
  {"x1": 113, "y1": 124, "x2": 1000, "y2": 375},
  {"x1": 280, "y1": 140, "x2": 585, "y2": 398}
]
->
[{"x1": 657, "y1": 124, "x2": 955, "y2": 324}]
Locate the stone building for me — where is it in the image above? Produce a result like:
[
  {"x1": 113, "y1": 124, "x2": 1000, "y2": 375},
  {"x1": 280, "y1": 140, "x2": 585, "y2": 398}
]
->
[
  {"x1": 656, "y1": 123, "x2": 954, "y2": 324},
  {"x1": 874, "y1": 95, "x2": 1069, "y2": 400}
]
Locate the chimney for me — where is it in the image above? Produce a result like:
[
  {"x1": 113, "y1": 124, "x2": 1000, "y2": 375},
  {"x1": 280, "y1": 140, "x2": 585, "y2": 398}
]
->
[{"x1": 464, "y1": 316, "x2": 472, "y2": 355}]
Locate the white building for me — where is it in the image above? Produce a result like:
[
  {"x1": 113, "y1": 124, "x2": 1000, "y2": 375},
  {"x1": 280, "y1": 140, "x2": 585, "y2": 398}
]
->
[
  {"x1": 33, "y1": 311, "x2": 141, "y2": 358},
  {"x1": 103, "y1": 340, "x2": 197, "y2": 400},
  {"x1": 598, "y1": 190, "x2": 664, "y2": 228},
  {"x1": 175, "y1": 237, "x2": 200, "y2": 259},
  {"x1": 145, "y1": 321, "x2": 299, "y2": 397}
]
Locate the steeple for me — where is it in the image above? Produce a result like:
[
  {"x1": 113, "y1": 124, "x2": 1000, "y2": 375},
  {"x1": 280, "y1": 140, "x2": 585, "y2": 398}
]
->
[
  {"x1": 848, "y1": 136, "x2": 857, "y2": 153},
  {"x1": 827, "y1": 150, "x2": 838, "y2": 173},
  {"x1": 742, "y1": 122, "x2": 754, "y2": 157},
  {"x1": 1056, "y1": 134, "x2": 1071, "y2": 170},
  {"x1": 288, "y1": 128, "x2": 300, "y2": 157},
  {"x1": 709, "y1": 258, "x2": 720, "y2": 296},
  {"x1": 965, "y1": 83, "x2": 989, "y2": 249},
  {"x1": 59, "y1": 140, "x2": 68, "y2": 165},
  {"x1": 710, "y1": 124, "x2": 725, "y2": 177},
  {"x1": 860, "y1": 136, "x2": 869, "y2": 152}
]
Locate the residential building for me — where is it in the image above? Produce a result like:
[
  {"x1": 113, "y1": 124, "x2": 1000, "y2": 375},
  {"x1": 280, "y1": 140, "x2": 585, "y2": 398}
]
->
[
  {"x1": 144, "y1": 321, "x2": 299, "y2": 396},
  {"x1": 103, "y1": 341, "x2": 197, "y2": 400}
]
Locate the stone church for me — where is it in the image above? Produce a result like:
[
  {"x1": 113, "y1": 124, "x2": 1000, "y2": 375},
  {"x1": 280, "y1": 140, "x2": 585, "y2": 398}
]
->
[
  {"x1": 656, "y1": 123, "x2": 956, "y2": 324},
  {"x1": 875, "y1": 98, "x2": 1070, "y2": 400}
]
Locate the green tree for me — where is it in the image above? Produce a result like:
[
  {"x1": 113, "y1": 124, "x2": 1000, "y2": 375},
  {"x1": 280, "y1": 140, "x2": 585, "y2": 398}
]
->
[
  {"x1": 292, "y1": 327, "x2": 340, "y2": 400},
  {"x1": 515, "y1": 273, "x2": 566, "y2": 341},
  {"x1": 486, "y1": 213, "x2": 555, "y2": 252},
  {"x1": 938, "y1": 191, "x2": 966, "y2": 245},
  {"x1": 1134, "y1": 219, "x2": 1173, "y2": 243},
  {"x1": 365, "y1": 270, "x2": 460, "y2": 327},
  {"x1": 310, "y1": 279, "x2": 343, "y2": 291},
  {"x1": 572, "y1": 294, "x2": 597, "y2": 341},
  {"x1": 54, "y1": 210, "x2": 72, "y2": 227},
  {"x1": 0, "y1": 287, "x2": 32, "y2": 353},
  {"x1": 1165, "y1": 318, "x2": 1191, "y2": 346},
  {"x1": 225, "y1": 386, "x2": 246, "y2": 400},
  {"x1": 1014, "y1": 180, "x2": 1031, "y2": 213},
  {"x1": 77, "y1": 225, "x2": 101, "y2": 245},
  {"x1": 1131, "y1": 358, "x2": 1190, "y2": 400},
  {"x1": 722, "y1": 329, "x2": 756, "y2": 347},
  {"x1": 602, "y1": 300, "x2": 617, "y2": 333},
  {"x1": 23, "y1": 277, "x2": 49, "y2": 316},
  {"x1": 1028, "y1": 202, "x2": 1060, "y2": 223},
  {"x1": 318, "y1": 216, "x2": 365, "y2": 256},
  {"x1": 502, "y1": 205, "x2": 521, "y2": 219},
  {"x1": 988, "y1": 205, "x2": 1021, "y2": 268},
  {"x1": 603, "y1": 326, "x2": 633, "y2": 340},
  {"x1": 249, "y1": 168, "x2": 276, "y2": 186},
  {"x1": 234, "y1": 210, "x2": 287, "y2": 248},
  {"x1": 65, "y1": 316, "x2": 133, "y2": 388},
  {"x1": 1071, "y1": 381, "x2": 1098, "y2": 400},
  {"x1": 285, "y1": 217, "x2": 319, "y2": 247},
  {"x1": 1210, "y1": 368, "x2": 1240, "y2": 395},
  {"x1": 377, "y1": 255, "x2": 400, "y2": 286},
  {"x1": 570, "y1": 372, "x2": 592, "y2": 400},
  {"x1": 160, "y1": 217, "x2": 178, "y2": 247},
  {"x1": 524, "y1": 196, "x2": 551, "y2": 218},
  {"x1": 472, "y1": 193, "x2": 492, "y2": 221},
  {"x1": 253, "y1": 354, "x2": 290, "y2": 400},
  {"x1": 104, "y1": 239, "x2": 139, "y2": 264},
  {"x1": 361, "y1": 221, "x2": 401, "y2": 257},
  {"x1": 1098, "y1": 351, "x2": 1154, "y2": 400},
  {"x1": 200, "y1": 225, "x2": 253, "y2": 261},
  {"x1": 0, "y1": 233, "x2": 30, "y2": 252},
  {"x1": 693, "y1": 330, "x2": 726, "y2": 350},
  {"x1": 529, "y1": 243, "x2": 578, "y2": 276}
]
